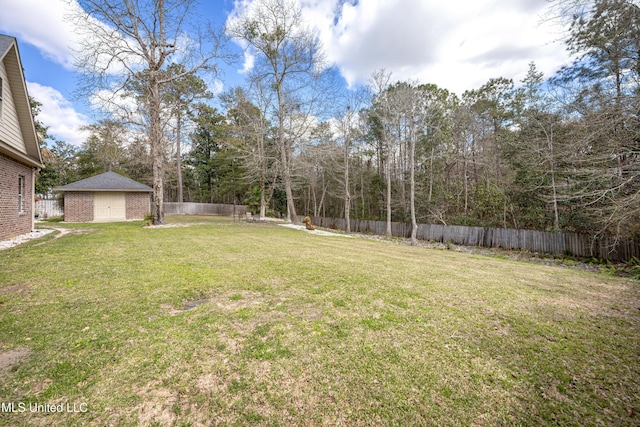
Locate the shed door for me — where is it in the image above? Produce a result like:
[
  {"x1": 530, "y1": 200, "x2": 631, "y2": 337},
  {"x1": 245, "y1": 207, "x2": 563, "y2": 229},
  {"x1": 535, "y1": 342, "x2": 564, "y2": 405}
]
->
[{"x1": 94, "y1": 192, "x2": 126, "y2": 221}]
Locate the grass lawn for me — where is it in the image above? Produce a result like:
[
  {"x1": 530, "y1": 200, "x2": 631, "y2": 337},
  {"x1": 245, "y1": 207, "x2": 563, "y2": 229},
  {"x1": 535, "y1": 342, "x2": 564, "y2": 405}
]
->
[{"x1": 0, "y1": 215, "x2": 638, "y2": 426}]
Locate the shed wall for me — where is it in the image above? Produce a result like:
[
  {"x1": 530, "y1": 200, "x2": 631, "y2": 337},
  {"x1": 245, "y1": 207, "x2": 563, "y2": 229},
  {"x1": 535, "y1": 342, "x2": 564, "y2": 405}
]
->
[
  {"x1": 126, "y1": 193, "x2": 151, "y2": 220},
  {"x1": 62, "y1": 191, "x2": 151, "y2": 222},
  {"x1": 63, "y1": 192, "x2": 94, "y2": 222}
]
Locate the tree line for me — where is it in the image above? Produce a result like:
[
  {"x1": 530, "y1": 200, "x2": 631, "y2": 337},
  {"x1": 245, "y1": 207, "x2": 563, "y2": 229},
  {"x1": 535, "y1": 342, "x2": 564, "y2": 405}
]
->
[{"x1": 35, "y1": 0, "x2": 639, "y2": 243}]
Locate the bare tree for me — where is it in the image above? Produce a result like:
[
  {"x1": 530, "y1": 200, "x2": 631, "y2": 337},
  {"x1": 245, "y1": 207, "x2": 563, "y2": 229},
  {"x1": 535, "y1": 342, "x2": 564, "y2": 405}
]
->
[
  {"x1": 368, "y1": 69, "x2": 394, "y2": 235},
  {"x1": 70, "y1": 0, "x2": 226, "y2": 224},
  {"x1": 341, "y1": 106, "x2": 353, "y2": 233},
  {"x1": 298, "y1": 122, "x2": 340, "y2": 217},
  {"x1": 222, "y1": 85, "x2": 278, "y2": 220},
  {"x1": 336, "y1": 91, "x2": 366, "y2": 233},
  {"x1": 383, "y1": 82, "x2": 443, "y2": 245},
  {"x1": 227, "y1": 0, "x2": 328, "y2": 224}
]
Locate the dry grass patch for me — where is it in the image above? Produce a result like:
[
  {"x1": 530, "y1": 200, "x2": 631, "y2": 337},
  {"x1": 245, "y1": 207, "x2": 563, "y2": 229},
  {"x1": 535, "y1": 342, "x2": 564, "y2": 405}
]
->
[{"x1": 0, "y1": 346, "x2": 31, "y2": 378}]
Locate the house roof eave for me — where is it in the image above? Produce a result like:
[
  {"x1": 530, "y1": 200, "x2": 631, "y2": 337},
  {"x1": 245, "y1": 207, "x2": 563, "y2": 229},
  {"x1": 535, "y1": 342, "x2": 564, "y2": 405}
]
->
[
  {"x1": 0, "y1": 35, "x2": 43, "y2": 167},
  {"x1": 0, "y1": 141, "x2": 44, "y2": 168}
]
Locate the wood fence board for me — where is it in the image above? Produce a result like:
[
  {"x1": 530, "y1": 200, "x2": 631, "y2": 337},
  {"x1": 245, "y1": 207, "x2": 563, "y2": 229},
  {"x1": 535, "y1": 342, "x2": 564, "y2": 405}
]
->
[{"x1": 309, "y1": 216, "x2": 638, "y2": 261}]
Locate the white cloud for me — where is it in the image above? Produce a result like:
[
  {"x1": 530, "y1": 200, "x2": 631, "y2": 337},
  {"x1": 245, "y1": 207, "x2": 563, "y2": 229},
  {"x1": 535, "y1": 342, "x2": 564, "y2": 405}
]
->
[
  {"x1": 239, "y1": 49, "x2": 256, "y2": 75},
  {"x1": 27, "y1": 82, "x2": 90, "y2": 146},
  {"x1": 232, "y1": 0, "x2": 570, "y2": 95},
  {"x1": 1, "y1": 0, "x2": 145, "y2": 75},
  {"x1": 0, "y1": 0, "x2": 79, "y2": 69},
  {"x1": 325, "y1": 0, "x2": 568, "y2": 93},
  {"x1": 202, "y1": 75, "x2": 225, "y2": 96}
]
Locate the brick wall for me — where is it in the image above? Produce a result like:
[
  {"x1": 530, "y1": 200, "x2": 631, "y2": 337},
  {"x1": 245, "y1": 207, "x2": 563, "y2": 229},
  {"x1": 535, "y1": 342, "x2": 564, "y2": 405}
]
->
[
  {"x1": 62, "y1": 192, "x2": 150, "y2": 222},
  {"x1": 63, "y1": 192, "x2": 94, "y2": 222},
  {"x1": 0, "y1": 153, "x2": 34, "y2": 240},
  {"x1": 126, "y1": 192, "x2": 151, "y2": 220}
]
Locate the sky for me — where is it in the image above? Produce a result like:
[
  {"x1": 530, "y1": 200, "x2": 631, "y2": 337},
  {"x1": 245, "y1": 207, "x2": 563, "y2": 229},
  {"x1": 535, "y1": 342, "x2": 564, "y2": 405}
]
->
[{"x1": 0, "y1": 0, "x2": 570, "y2": 147}]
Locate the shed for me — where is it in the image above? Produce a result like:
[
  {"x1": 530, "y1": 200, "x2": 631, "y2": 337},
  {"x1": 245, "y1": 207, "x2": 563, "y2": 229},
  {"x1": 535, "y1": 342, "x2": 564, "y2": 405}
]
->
[{"x1": 54, "y1": 171, "x2": 153, "y2": 222}]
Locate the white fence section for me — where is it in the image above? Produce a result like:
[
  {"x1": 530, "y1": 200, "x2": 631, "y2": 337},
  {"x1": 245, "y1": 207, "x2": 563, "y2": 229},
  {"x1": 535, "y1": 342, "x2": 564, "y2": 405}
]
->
[
  {"x1": 164, "y1": 202, "x2": 248, "y2": 217},
  {"x1": 35, "y1": 198, "x2": 63, "y2": 218}
]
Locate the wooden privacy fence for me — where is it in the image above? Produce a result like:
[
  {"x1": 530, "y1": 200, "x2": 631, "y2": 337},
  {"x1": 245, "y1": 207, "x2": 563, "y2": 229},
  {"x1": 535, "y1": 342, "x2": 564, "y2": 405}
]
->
[
  {"x1": 164, "y1": 202, "x2": 247, "y2": 217},
  {"x1": 310, "y1": 216, "x2": 640, "y2": 261}
]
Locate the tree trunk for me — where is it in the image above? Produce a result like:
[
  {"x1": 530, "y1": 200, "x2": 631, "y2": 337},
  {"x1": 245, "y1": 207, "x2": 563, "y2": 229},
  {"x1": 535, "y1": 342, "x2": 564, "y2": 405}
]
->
[
  {"x1": 277, "y1": 86, "x2": 298, "y2": 224},
  {"x1": 318, "y1": 180, "x2": 327, "y2": 218},
  {"x1": 150, "y1": 72, "x2": 165, "y2": 225},
  {"x1": 260, "y1": 181, "x2": 267, "y2": 220},
  {"x1": 344, "y1": 125, "x2": 351, "y2": 233},
  {"x1": 464, "y1": 154, "x2": 469, "y2": 215},
  {"x1": 311, "y1": 183, "x2": 317, "y2": 217},
  {"x1": 548, "y1": 130, "x2": 560, "y2": 231},
  {"x1": 410, "y1": 130, "x2": 417, "y2": 246},
  {"x1": 176, "y1": 112, "x2": 183, "y2": 207},
  {"x1": 281, "y1": 141, "x2": 298, "y2": 223},
  {"x1": 386, "y1": 153, "x2": 392, "y2": 236},
  {"x1": 361, "y1": 165, "x2": 365, "y2": 219},
  {"x1": 258, "y1": 133, "x2": 267, "y2": 220},
  {"x1": 428, "y1": 146, "x2": 434, "y2": 203}
]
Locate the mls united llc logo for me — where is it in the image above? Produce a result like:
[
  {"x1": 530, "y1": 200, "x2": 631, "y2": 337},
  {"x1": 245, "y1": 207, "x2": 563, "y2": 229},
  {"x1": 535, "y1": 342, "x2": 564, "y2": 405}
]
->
[{"x1": 1, "y1": 401, "x2": 88, "y2": 413}]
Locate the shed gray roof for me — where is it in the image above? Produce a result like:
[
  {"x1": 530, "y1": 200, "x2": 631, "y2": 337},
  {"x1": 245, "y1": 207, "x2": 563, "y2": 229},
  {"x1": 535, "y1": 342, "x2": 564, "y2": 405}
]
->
[{"x1": 54, "y1": 171, "x2": 153, "y2": 192}]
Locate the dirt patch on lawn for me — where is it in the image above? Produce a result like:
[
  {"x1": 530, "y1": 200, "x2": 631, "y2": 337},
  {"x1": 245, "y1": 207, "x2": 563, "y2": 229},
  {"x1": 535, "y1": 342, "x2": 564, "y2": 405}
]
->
[
  {"x1": 43, "y1": 227, "x2": 96, "y2": 239},
  {"x1": 0, "y1": 346, "x2": 31, "y2": 377},
  {"x1": 134, "y1": 381, "x2": 179, "y2": 426},
  {"x1": 160, "y1": 297, "x2": 212, "y2": 316},
  {"x1": 28, "y1": 227, "x2": 97, "y2": 247},
  {"x1": 0, "y1": 280, "x2": 32, "y2": 294},
  {"x1": 160, "y1": 303, "x2": 186, "y2": 316}
]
